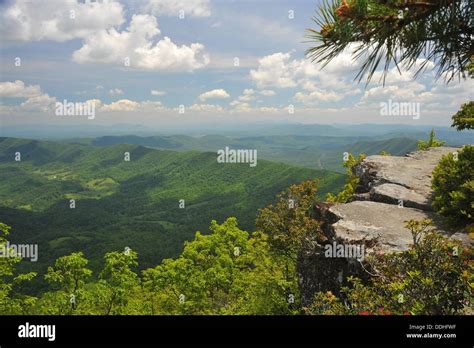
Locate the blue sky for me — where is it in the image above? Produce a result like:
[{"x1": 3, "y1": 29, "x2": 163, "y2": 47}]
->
[{"x1": 1, "y1": 0, "x2": 472, "y2": 128}]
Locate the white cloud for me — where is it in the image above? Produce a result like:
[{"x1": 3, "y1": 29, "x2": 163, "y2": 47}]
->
[
  {"x1": 359, "y1": 83, "x2": 426, "y2": 104},
  {"x1": 238, "y1": 89, "x2": 256, "y2": 102},
  {"x1": 294, "y1": 90, "x2": 344, "y2": 104},
  {"x1": 249, "y1": 49, "x2": 360, "y2": 91},
  {"x1": 151, "y1": 89, "x2": 166, "y2": 96},
  {"x1": 73, "y1": 14, "x2": 209, "y2": 72},
  {"x1": 198, "y1": 88, "x2": 230, "y2": 101},
  {"x1": 0, "y1": 80, "x2": 42, "y2": 98},
  {"x1": 229, "y1": 100, "x2": 252, "y2": 113},
  {"x1": 250, "y1": 52, "x2": 300, "y2": 89},
  {"x1": 143, "y1": 0, "x2": 211, "y2": 17},
  {"x1": 109, "y1": 88, "x2": 124, "y2": 96},
  {"x1": 0, "y1": 80, "x2": 56, "y2": 112},
  {"x1": 101, "y1": 99, "x2": 139, "y2": 112},
  {"x1": 19, "y1": 94, "x2": 57, "y2": 112},
  {"x1": 0, "y1": 0, "x2": 124, "y2": 42}
]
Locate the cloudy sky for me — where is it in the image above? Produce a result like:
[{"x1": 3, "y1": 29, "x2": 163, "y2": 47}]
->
[{"x1": 1, "y1": 0, "x2": 472, "y2": 129}]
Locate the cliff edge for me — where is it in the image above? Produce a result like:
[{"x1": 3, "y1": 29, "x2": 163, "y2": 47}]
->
[{"x1": 298, "y1": 146, "x2": 471, "y2": 307}]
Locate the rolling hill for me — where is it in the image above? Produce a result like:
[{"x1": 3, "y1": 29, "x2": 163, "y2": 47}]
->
[
  {"x1": 0, "y1": 137, "x2": 345, "y2": 291},
  {"x1": 73, "y1": 134, "x2": 420, "y2": 172}
]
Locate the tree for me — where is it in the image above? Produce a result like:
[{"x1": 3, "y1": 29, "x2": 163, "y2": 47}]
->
[
  {"x1": 256, "y1": 181, "x2": 323, "y2": 257},
  {"x1": 0, "y1": 223, "x2": 37, "y2": 315},
  {"x1": 142, "y1": 218, "x2": 296, "y2": 315},
  {"x1": 451, "y1": 59, "x2": 474, "y2": 130},
  {"x1": 417, "y1": 129, "x2": 445, "y2": 150},
  {"x1": 306, "y1": 1, "x2": 474, "y2": 132},
  {"x1": 452, "y1": 101, "x2": 474, "y2": 131},
  {"x1": 42, "y1": 252, "x2": 92, "y2": 314},
  {"x1": 96, "y1": 249, "x2": 141, "y2": 315},
  {"x1": 256, "y1": 181, "x2": 325, "y2": 310},
  {"x1": 306, "y1": 0, "x2": 473, "y2": 83}
]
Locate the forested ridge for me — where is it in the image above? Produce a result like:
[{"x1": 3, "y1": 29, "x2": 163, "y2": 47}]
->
[{"x1": 0, "y1": 137, "x2": 344, "y2": 294}]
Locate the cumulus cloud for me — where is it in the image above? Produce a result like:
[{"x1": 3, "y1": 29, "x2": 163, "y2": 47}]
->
[
  {"x1": 198, "y1": 89, "x2": 230, "y2": 101},
  {"x1": 250, "y1": 52, "x2": 301, "y2": 89},
  {"x1": 101, "y1": 99, "x2": 140, "y2": 111},
  {"x1": 294, "y1": 90, "x2": 344, "y2": 104},
  {"x1": 249, "y1": 47, "x2": 465, "y2": 111},
  {"x1": 229, "y1": 100, "x2": 252, "y2": 113},
  {"x1": 238, "y1": 89, "x2": 256, "y2": 102},
  {"x1": 0, "y1": 80, "x2": 56, "y2": 112},
  {"x1": 0, "y1": 80, "x2": 43, "y2": 98},
  {"x1": 72, "y1": 14, "x2": 209, "y2": 72},
  {"x1": 249, "y1": 48, "x2": 364, "y2": 91},
  {"x1": 0, "y1": 0, "x2": 124, "y2": 42},
  {"x1": 143, "y1": 0, "x2": 211, "y2": 17}
]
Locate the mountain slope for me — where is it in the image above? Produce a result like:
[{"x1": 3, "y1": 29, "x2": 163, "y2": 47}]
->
[{"x1": 0, "y1": 137, "x2": 345, "y2": 290}]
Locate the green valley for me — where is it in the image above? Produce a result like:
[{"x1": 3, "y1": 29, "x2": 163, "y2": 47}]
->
[{"x1": 0, "y1": 137, "x2": 345, "y2": 290}]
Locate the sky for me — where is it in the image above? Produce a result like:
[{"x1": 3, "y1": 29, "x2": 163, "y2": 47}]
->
[{"x1": 0, "y1": 0, "x2": 473, "y2": 130}]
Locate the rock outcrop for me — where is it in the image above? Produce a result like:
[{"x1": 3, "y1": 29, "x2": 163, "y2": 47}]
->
[
  {"x1": 354, "y1": 146, "x2": 460, "y2": 210},
  {"x1": 298, "y1": 146, "x2": 471, "y2": 307}
]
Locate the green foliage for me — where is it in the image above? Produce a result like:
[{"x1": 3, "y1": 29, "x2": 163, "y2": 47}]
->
[
  {"x1": 0, "y1": 217, "x2": 298, "y2": 315},
  {"x1": 306, "y1": 0, "x2": 473, "y2": 83},
  {"x1": 432, "y1": 145, "x2": 474, "y2": 228},
  {"x1": 306, "y1": 219, "x2": 473, "y2": 315},
  {"x1": 452, "y1": 101, "x2": 474, "y2": 131},
  {"x1": 143, "y1": 218, "x2": 297, "y2": 315},
  {"x1": 96, "y1": 250, "x2": 141, "y2": 315},
  {"x1": 41, "y1": 252, "x2": 92, "y2": 314},
  {"x1": 379, "y1": 150, "x2": 390, "y2": 156},
  {"x1": 0, "y1": 223, "x2": 37, "y2": 314},
  {"x1": 256, "y1": 181, "x2": 323, "y2": 256},
  {"x1": 326, "y1": 153, "x2": 365, "y2": 203},
  {"x1": 0, "y1": 137, "x2": 344, "y2": 289},
  {"x1": 87, "y1": 134, "x2": 419, "y2": 173},
  {"x1": 417, "y1": 129, "x2": 445, "y2": 151}
]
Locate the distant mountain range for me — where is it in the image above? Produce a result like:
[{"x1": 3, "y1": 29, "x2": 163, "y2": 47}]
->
[{"x1": 67, "y1": 134, "x2": 427, "y2": 172}]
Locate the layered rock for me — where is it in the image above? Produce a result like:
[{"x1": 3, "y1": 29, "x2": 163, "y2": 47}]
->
[
  {"x1": 298, "y1": 146, "x2": 470, "y2": 307},
  {"x1": 354, "y1": 146, "x2": 460, "y2": 210}
]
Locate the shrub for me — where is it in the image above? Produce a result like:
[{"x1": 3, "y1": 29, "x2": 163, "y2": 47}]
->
[
  {"x1": 326, "y1": 153, "x2": 365, "y2": 203},
  {"x1": 432, "y1": 145, "x2": 474, "y2": 228}
]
